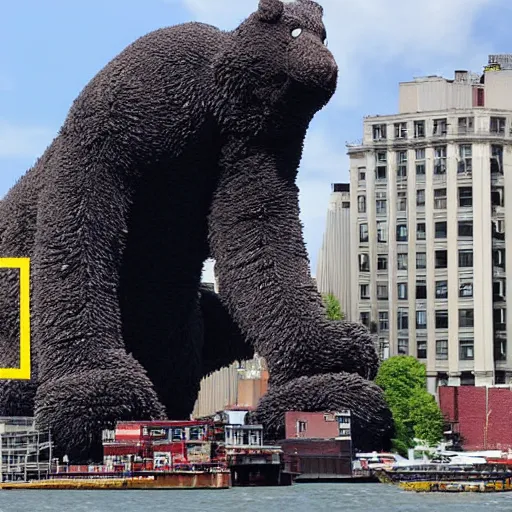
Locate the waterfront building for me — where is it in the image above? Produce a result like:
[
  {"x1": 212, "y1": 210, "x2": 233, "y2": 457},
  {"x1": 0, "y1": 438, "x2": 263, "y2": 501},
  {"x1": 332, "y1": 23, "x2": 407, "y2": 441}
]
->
[{"x1": 346, "y1": 55, "x2": 512, "y2": 393}]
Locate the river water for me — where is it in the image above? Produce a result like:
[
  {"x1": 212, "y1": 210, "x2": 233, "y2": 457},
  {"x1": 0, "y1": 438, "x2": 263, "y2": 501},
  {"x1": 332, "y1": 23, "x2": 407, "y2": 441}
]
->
[{"x1": 1, "y1": 483, "x2": 511, "y2": 511}]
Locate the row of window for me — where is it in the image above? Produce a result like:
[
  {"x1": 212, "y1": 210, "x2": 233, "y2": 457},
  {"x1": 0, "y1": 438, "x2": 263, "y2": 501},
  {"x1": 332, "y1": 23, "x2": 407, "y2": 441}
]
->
[
  {"x1": 359, "y1": 249, "x2": 474, "y2": 272},
  {"x1": 358, "y1": 186, "x2": 482, "y2": 215},
  {"x1": 360, "y1": 220, "x2": 479, "y2": 243},
  {"x1": 371, "y1": 116, "x2": 506, "y2": 141},
  {"x1": 359, "y1": 248, "x2": 506, "y2": 274},
  {"x1": 357, "y1": 144, "x2": 504, "y2": 182},
  {"x1": 361, "y1": 307, "x2": 506, "y2": 332},
  {"x1": 373, "y1": 309, "x2": 475, "y2": 331},
  {"x1": 394, "y1": 338, "x2": 476, "y2": 361},
  {"x1": 360, "y1": 277, "x2": 488, "y2": 301}
]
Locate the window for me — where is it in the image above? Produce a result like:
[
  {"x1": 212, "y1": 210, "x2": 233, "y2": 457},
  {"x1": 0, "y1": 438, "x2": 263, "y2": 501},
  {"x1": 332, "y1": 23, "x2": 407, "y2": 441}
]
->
[
  {"x1": 414, "y1": 120, "x2": 425, "y2": 138},
  {"x1": 460, "y1": 339, "x2": 474, "y2": 360},
  {"x1": 357, "y1": 195, "x2": 366, "y2": 213},
  {"x1": 359, "y1": 223, "x2": 368, "y2": 243},
  {"x1": 358, "y1": 167, "x2": 366, "y2": 181},
  {"x1": 377, "y1": 282, "x2": 388, "y2": 300},
  {"x1": 476, "y1": 88, "x2": 484, "y2": 107},
  {"x1": 491, "y1": 145, "x2": 503, "y2": 174},
  {"x1": 459, "y1": 309, "x2": 474, "y2": 328},
  {"x1": 297, "y1": 421, "x2": 307, "y2": 433},
  {"x1": 397, "y1": 283, "x2": 408, "y2": 300},
  {"x1": 435, "y1": 310, "x2": 449, "y2": 329},
  {"x1": 396, "y1": 224, "x2": 407, "y2": 242},
  {"x1": 376, "y1": 165, "x2": 387, "y2": 180},
  {"x1": 377, "y1": 221, "x2": 387, "y2": 243},
  {"x1": 373, "y1": 124, "x2": 387, "y2": 140},
  {"x1": 376, "y1": 151, "x2": 387, "y2": 163},
  {"x1": 397, "y1": 191, "x2": 407, "y2": 211},
  {"x1": 457, "y1": 144, "x2": 472, "y2": 174},
  {"x1": 458, "y1": 187, "x2": 472, "y2": 207},
  {"x1": 417, "y1": 339, "x2": 427, "y2": 359},
  {"x1": 458, "y1": 221, "x2": 473, "y2": 238},
  {"x1": 397, "y1": 151, "x2": 407, "y2": 179},
  {"x1": 378, "y1": 311, "x2": 389, "y2": 331},
  {"x1": 397, "y1": 308, "x2": 408, "y2": 330},
  {"x1": 360, "y1": 284, "x2": 370, "y2": 300},
  {"x1": 398, "y1": 338, "x2": 409, "y2": 355},
  {"x1": 433, "y1": 118, "x2": 447, "y2": 136},
  {"x1": 415, "y1": 148, "x2": 426, "y2": 175},
  {"x1": 435, "y1": 221, "x2": 447, "y2": 239},
  {"x1": 493, "y1": 279, "x2": 506, "y2": 300},
  {"x1": 460, "y1": 279, "x2": 473, "y2": 298},
  {"x1": 494, "y1": 308, "x2": 506, "y2": 330},
  {"x1": 342, "y1": 202, "x2": 350, "y2": 208},
  {"x1": 395, "y1": 122, "x2": 407, "y2": 138},
  {"x1": 397, "y1": 253, "x2": 408, "y2": 270},
  {"x1": 493, "y1": 248, "x2": 505, "y2": 269},
  {"x1": 416, "y1": 252, "x2": 426, "y2": 269},
  {"x1": 434, "y1": 188, "x2": 447, "y2": 209},
  {"x1": 416, "y1": 310, "x2": 427, "y2": 329},
  {"x1": 360, "y1": 312, "x2": 370, "y2": 327},
  {"x1": 458, "y1": 116, "x2": 474, "y2": 134},
  {"x1": 416, "y1": 189, "x2": 425, "y2": 206},
  {"x1": 490, "y1": 116, "x2": 506, "y2": 135},
  {"x1": 492, "y1": 187, "x2": 504, "y2": 207},
  {"x1": 436, "y1": 339, "x2": 448, "y2": 360},
  {"x1": 435, "y1": 250, "x2": 448, "y2": 269},
  {"x1": 436, "y1": 280, "x2": 448, "y2": 299},
  {"x1": 359, "y1": 253, "x2": 370, "y2": 272},
  {"x1": 377, "y1": 255, "x2": 388, "y2": 270},
  {"x1": 416, "y1": 281, "x2": 427, "y2": 299},
  {"x1": 495, "y1": 337, "x2": 506, "y2": 361},
  {"x1": 434, "y1": 146, "x2": 447, "y2": 174},
  {"x1": 459, "y1": 249, "x2": 473, "y2": 268},
  {"x1": 376, "y1": 192, "x2": 387, "y2": 214},
  {"x1": 417, "y1": 223, "x2": 426, "y2": 241}
]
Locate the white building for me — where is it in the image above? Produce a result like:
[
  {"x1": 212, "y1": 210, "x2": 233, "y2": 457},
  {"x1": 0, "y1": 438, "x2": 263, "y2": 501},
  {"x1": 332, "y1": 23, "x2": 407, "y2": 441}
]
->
[
  {"x1": 347, "y1": 55, "x2": 512, "y2": 393},
  {"x1": 316, "y1": 183, "x2": 354, "y2": 320}
]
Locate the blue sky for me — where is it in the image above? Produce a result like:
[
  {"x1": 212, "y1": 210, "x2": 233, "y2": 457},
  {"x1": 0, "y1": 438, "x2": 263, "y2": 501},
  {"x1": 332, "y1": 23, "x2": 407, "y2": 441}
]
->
[{"x1": 1, "y1": 0, "x2": 510, "y2": 282}]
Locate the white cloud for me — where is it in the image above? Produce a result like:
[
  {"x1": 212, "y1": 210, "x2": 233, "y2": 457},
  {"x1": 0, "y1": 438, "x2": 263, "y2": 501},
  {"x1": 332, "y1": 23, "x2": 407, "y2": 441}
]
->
[{"x1": 0, "y1": 121, "x2": 53, "y2": 159}]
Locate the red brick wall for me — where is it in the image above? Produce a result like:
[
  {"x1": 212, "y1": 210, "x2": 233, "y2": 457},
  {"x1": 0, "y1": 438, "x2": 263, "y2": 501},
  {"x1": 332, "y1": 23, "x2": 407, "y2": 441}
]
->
[
  {"x1": 439, "y1": 386, "x2": 512, "y2": 451},
  {"x1": 284, "y1": 412, "x2": 339, "y2": 439}
]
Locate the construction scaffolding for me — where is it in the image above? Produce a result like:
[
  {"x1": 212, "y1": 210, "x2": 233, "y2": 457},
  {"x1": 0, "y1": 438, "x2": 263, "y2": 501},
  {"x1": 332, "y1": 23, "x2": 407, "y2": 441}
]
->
[{"x1": 0, "y1": 417, "x2": 53, "y2": 482}]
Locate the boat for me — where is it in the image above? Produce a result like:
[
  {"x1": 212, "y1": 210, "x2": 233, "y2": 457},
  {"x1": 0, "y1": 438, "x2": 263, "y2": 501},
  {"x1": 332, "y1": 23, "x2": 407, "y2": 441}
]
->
[{"x1": 374, "y1": 452, "x2": 512, "y2": 492}]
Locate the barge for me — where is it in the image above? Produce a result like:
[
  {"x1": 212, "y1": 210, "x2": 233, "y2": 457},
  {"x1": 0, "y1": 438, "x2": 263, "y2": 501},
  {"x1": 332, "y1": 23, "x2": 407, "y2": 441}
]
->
[{"x1": 374, "y1": 453, "x2": 512, "y2": 493}]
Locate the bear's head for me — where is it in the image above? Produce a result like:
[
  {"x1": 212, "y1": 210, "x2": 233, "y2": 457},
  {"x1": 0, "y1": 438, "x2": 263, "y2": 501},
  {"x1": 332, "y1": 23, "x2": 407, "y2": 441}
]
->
[{"x1": 214, "y1": 0, "x2": 337, "y2": 118}]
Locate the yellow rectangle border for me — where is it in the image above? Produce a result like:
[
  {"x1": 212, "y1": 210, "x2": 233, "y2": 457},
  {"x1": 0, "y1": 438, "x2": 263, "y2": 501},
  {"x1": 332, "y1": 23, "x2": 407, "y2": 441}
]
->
[{"x1": 0, "y1": 258, "x2": 30, "y2": 380}]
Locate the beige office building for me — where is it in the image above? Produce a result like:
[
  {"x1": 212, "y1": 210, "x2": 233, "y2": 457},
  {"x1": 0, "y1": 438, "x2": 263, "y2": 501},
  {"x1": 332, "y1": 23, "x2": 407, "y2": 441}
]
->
[{"x1": 347, "y1": 55, "x2": 512, "y2": 393}]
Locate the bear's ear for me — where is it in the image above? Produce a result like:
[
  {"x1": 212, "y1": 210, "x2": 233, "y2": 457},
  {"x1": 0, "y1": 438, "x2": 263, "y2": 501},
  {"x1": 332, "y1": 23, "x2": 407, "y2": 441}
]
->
[{"x1": 256, "y1": 0, "x2": 284, "y2": 23}]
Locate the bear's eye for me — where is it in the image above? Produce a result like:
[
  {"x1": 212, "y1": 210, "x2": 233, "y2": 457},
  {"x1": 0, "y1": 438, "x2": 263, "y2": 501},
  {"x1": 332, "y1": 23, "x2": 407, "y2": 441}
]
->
[
  {"x1": 291, "y1": 28, "x2": 302, "y2": 38},
  {"x1": 323, "y1": 38, "x2": 328, "y2": 47}
]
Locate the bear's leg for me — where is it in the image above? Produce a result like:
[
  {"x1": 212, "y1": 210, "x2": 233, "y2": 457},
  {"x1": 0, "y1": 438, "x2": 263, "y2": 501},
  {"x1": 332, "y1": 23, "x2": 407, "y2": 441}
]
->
[
  {"x1": 199, "y1": 286, "x2": 253, "y2": 378},
  {"x1": 31, "y1": 164, "x2": 166, "y2": 462},
  {"x1": 209, "y1": 145, "x2": 380, "y2": 384},
  {"x1": 251, "y1": 373, "x2": 394, "y2": 452}
]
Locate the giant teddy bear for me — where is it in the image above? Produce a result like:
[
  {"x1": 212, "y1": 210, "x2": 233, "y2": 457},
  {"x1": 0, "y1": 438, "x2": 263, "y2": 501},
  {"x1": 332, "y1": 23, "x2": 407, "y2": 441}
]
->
[{"x1": 0, "y1": 0, "x2": 393, "y2": 461}]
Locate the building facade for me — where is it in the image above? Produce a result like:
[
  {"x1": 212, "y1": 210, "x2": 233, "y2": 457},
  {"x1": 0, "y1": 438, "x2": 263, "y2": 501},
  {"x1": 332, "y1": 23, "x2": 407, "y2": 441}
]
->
[
  {"x1": 348, "y1": 55, "x2": 512, "y2": 392},
  {"x1": 316, "y1": 183, "x2": 354, "y2": 320}
]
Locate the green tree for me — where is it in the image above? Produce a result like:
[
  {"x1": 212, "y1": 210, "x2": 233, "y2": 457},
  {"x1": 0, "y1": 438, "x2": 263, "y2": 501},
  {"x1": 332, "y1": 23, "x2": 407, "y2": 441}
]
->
[
  {"x1": 322, "y1": 293, "x2": 345, "y2": 321},
  {"x1": 375, "y1": 356, "x2": 445, "y2": 454}
]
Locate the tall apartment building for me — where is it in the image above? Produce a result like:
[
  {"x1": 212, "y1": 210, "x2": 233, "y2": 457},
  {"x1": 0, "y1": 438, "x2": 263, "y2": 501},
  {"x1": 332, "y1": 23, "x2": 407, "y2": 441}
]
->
[
  {"x1": 348, "y1": 55, "x2": 512, "y2": 393},
  {"x1": 316, "y1": 183, "x2": 354, "y2": 320}
]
